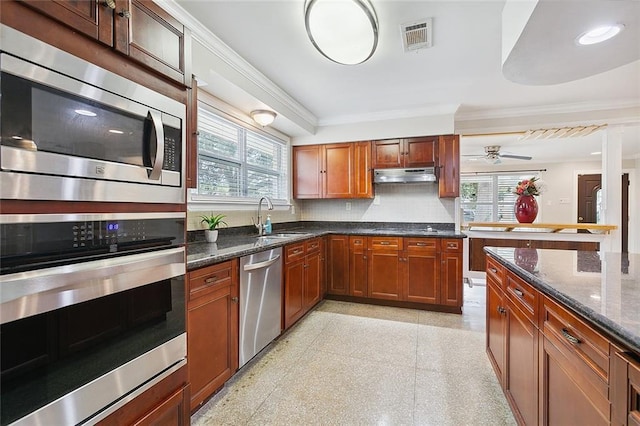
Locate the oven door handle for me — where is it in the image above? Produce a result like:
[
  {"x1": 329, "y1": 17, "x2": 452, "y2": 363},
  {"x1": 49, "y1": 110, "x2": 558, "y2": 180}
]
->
[
  {"x1": 147, "y1": 110, "x2": 165, "y2": 180},
  {"x1": 0, "y1": 247, "x2": 185, "y2": 324}
]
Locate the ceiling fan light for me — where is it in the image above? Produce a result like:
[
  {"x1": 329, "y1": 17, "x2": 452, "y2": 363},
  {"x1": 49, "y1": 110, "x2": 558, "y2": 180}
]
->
[
  {"x1": 577, "y1": 24, "x2": 624, "y2": 46},
  {"x1": 250, "y1": 110, "x2": 277, "y2": 126},
  {"x1": 304, "y1": 0, "x2": 379, "y2": 65}
]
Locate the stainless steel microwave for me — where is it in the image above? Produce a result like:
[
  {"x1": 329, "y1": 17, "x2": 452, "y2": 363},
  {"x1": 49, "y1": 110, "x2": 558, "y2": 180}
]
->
[{"x1": 0, "y1": 25, "x2": 186, "y2": 204}]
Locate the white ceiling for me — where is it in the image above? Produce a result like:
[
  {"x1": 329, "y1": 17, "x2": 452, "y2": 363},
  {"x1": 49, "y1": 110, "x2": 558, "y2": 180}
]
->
[{"x1": 171, "y1": 0, "x2": 640, "y2": 163}]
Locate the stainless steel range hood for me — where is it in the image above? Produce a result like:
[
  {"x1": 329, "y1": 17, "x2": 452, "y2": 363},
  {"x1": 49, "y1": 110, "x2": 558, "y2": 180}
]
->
[{"x1": 373, "y1": 167, "x2": 437, "y2": 184}]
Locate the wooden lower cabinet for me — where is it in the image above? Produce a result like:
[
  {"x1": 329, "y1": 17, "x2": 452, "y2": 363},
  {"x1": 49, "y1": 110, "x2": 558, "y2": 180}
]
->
[
  {"x1": 349, "y1": 236, "x2": 368, "y2": 297},
  {"x1": 284, "y1": 239, "x2": 322, "y2": 330},
  {"x1": 368, "y1": 248, "x2": 402, "y2": 300},
  {"x1": 187, "y1": 260, "x2": 239, "y2": 412},
  {"x1": 403, "y1": 238, "x2": 438, "y2": 305},
  {"x1": 327, "y1": 235, "x2": 350, "y2": 295},
  {"x1": 612, "y1": 351, "x2": 640, "y2": 425},
  {"x1": 97, "y1": 366, "x2": 189, "y2": 426},
  {"x1": 439, "y1": 239, "x2": 463, "y2": 308},
  {"x1": 486, "y1": 274, "x2": 506, "y2": 386}
]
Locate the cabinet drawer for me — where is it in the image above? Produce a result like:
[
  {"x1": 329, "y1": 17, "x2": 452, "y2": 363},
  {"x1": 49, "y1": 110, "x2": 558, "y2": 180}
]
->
[
  {"x1": 188, "y1": 260, "x2": 235, "y2": 301},
  {"x1": 305, "y1": 238, "x2": 321, "y2": 254},
  {"x1": 285, "y1": 243, "x2": 305, "y2": 264},
  {"x1": 405, "y1": 238, "x2": 437, "y2": 251},
  {"x1": 350, "y1": 236, "x2": 366, "y2": 249},
  {"x1": 441, "y1": 238, "x2": 462, "y2": 252},
  {"x1": 368, "y1": 236, "x2": 402, "y2": 250},
  {"x1": 486, "y1": 255, "x2": 504, "y2": 284},
  {"x1": 505, "y1": 270, "x2": 538, "y2": 324},
  {"x1": 543, "y1": 296, "x2": 610, "y2": 384}
]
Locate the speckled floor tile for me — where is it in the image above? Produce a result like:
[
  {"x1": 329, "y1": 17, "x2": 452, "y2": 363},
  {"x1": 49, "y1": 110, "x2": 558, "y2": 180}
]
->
[
  {"x1": 248, "y1": 349, "x2": 416, "y2": 425},
  {"x1": 192, "y1": 289, "x2": 515, "y2": 426},
  {"x1": 414, "y1": 368, "x2": 516, "y2": 426}
]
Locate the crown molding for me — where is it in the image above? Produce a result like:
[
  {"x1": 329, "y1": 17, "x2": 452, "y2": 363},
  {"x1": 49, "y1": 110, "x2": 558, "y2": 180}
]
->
[
  {"x1": 455, "y1": 99, "x2": 640, "y2": 122},
  {"x1": 319, "y1": 104, "x2": 461, "y2": 127},
  {"x1": 154, "y1": 0, "x2": 318, "y2": 128}
]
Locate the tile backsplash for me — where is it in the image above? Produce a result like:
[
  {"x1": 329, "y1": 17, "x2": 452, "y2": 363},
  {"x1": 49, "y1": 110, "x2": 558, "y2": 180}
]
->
[{"x1": 299, "y1": 184, "x2": 455, "y2": 223}]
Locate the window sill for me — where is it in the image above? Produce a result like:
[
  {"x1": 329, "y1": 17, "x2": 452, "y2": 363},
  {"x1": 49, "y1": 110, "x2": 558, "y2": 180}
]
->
[{"x1": 188, "y1": 194, "x2": 292, "y2": 212}]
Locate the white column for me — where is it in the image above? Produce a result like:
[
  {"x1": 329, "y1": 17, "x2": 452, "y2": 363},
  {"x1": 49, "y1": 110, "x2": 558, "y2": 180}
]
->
[{"x1": 601, "y1": 126, "x2": 623, "y2": 253}]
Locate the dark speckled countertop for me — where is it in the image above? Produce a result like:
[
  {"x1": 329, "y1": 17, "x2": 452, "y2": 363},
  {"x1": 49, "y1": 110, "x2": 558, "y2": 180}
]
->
[
  {"x1": 485, "y1": 247, "x2": 640, "y2": 354},
  {"x1": 187, "y1": 221, "x2": 465, "y2": 271}
]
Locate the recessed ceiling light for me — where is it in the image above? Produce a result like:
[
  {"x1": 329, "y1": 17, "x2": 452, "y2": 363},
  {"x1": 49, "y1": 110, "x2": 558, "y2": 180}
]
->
[
  {"x1": 591, "y1": 151, "x2": 602, "y2": 155},
  {"x1": 577, "y1": 24, "x2": 624, "y2": 46}
]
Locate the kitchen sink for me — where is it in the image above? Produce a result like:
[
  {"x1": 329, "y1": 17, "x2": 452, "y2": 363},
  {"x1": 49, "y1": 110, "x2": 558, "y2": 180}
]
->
[{"x1": 254, "y1": 233, "x2": 312, "y2": 244}]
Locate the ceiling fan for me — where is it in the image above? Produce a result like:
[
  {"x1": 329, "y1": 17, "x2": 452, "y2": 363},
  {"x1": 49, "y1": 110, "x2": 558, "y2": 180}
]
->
[{"x1": 462, "y1": 145, "x2": 532, "y2": 164}]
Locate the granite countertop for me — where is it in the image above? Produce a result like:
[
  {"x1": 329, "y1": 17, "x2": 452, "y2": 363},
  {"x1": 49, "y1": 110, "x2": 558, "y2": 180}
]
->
[
  {"x1": 485, "y1": 247, "x2": 640, "y2": 354},
  {"x1": 187, "y1": 221, "x2": 466, "y2": 271}
]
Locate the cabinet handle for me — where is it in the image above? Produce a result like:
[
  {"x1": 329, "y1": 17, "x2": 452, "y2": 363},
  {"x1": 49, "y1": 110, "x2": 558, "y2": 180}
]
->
[
  {"x1": 513, "y1": 288, "x2": 524, "y2": 298},
  {"x1": 102, "y1": 0, "x2": 116, "y2": 9},
  {"x1": 205, "y1": 276, "x2": 217, "y2": 284},
  {"x1": 118, "y1": 9, "x2": 132, "y2": 18},
  {"x1": 379, "y1": 241, "x2": 390, "y2": 245},
  {"x1": 489, "y1": 267, "x2": 498, "y2": 273},
  {"x1": 363, "y1": 255, "x2": 367, "y2": 260},
  {"x1": 416, "y1": 242, "x2": 427, "y2": 246},
  {"x1": 231, "y1": 297, "x2": 239, "y2": 303},
  {"x1": 561, "y1": 328, "x2": 581, "y2": 345},
  {"x1": 497, "y1": 306, "x2": 506, "y2": 315},
  {"x1": 292, "y1": 249, "x2": 303, "y2": 254}
]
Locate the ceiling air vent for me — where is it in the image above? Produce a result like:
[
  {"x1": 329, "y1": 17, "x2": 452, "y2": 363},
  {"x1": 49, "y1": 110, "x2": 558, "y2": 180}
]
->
[{"x1": 401, "y1": 18, "x2": 432, "y2": 52}]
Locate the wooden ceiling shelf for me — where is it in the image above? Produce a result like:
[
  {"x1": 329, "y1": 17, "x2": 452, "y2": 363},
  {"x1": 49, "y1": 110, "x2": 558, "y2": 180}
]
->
[{"x1": 462, "y1": 222, "x2": 617, "y2": 234}]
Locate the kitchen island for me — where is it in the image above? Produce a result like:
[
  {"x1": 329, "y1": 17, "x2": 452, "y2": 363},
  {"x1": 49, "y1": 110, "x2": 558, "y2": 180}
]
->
[{"x1": 485, "y1": 247, "x2": 639, "y2": 425}]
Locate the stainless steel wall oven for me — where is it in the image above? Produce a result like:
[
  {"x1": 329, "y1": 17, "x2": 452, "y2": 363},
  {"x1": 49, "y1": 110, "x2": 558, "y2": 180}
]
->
[
  {"x1": 0, "y1": 212, "x2": 186, "y2": 425},
  {"x1": 0, "y1": 25, "x2": 186, "y2": 204}
]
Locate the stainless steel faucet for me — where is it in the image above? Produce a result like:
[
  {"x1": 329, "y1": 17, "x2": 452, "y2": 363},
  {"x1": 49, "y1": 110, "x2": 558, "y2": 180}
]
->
[{"x1": 254, "y1": 196, "x2": 274, "y2": 236}]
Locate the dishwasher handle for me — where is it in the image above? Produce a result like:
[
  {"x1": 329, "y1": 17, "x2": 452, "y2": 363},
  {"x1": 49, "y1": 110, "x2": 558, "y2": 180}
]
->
[{"x1": 243, "y1": 255, "x2": 281, "y2": 272}]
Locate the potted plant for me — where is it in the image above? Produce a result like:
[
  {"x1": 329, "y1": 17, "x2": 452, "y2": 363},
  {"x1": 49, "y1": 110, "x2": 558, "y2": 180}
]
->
[{"x1": 200, "y1": 213, "x2": 227, "y2": 243}]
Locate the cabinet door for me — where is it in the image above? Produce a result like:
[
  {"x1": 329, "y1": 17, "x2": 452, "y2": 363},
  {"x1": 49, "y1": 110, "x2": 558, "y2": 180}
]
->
[
  {"x1": 114, "y1": 0, "x2": 192, "y2": 86},
  {"x1": 132, "y1": 384, "x2": 190, "y2": 426},
  {"x1": 293, "y1": 145, "x2": 322, "y2": 199},
  {"x1": 487, "y1": 277, "x2": 506, "y2": 386},
  {"x1": 323, "y1": 143, "x2": 355, "y2": 198},
  {"x1": 186, "y1": 75, "x2": 198, "y2": 189},
  {"x1": 404, "y1": 136, "x2": 436, "y2": 167},
  {"x1": 541, "y1": 334, "x2": 609, "y2": 425},
  {"x1": 368, "y1": 249, "x2": 402, "y2": 300},
  {"x1": 372, "y1": 139, "x2": 403, "y2": 168},
  {"x1": 187, "y1": 283, "x2": 238, "y2": 412},
  {"x1": 440, "y1": 240, "x2": 463, "y2": 308},
  {"x1": 19, "y1": 0, "x2": 114, "y2": 46},
  {"x1": 304, "y1": 252, "x2": 322, "y2": 309},
  {"x1": 505, "y1": 298, "x2": 538, "y2": 426},
  {"x1": 404, "y1": 249, "x2": 439, "y2": 305},
  {"x1": 354, "y1": 141, "x2": 373, "y2": 198},
  {"x1": 327, "y1": 235, "x2": 350, "y2": 295},
  {"x1": 284, "y1": 260, "x2": 305, "y2": 329},
  {"x1": 438, "y1": 134, "x2": 460, "y2": 198},
  {"x1": 349, "y1": 236, "x2": 368, "y2": 297}
]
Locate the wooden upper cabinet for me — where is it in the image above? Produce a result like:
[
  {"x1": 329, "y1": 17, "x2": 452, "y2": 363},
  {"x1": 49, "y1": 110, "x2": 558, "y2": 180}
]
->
[
  {"x1": 186, "y1": 75, "x2": 198, "y2": 189},
  {"x1": 372, "y1": 137, "x2": 436, "y2": 169},
  {"x1": 437, "y1": 134, "x2": 460, "y2": 198},
  {"x1": 114, "y1": 0, "x2": 192, "y2": 87},
  {"x1": 293, "y1": 142, "x2": 372, "y2": 199},
  {"x1": 19, "y1": 0, "x2": 115, "y2": 46}
]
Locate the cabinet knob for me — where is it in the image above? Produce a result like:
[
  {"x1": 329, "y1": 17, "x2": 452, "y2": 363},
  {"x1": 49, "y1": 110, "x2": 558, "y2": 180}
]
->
[
  {"x1": 231, "y1": 297, "x2": 239, "y2": 303},
  {"x1": 118, "y1": 9, "x2": 132, "y2": 19},
  {"x1": 102, "y1": 0, "x2": 116, "y2": 9},
  {"x1": 497, "y1": 306, "x2": 506, "y2": 315}
]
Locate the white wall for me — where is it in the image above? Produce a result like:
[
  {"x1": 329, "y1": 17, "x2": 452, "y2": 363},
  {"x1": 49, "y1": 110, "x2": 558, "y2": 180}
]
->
[{"x1": 299, "y1": 183, "x2": 456, "y2": 223}]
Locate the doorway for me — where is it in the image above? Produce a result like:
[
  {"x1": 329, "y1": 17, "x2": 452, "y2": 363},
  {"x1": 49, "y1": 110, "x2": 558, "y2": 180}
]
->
[{"x1": 577, "y1": 173, "x2": 630, "y2": 252}]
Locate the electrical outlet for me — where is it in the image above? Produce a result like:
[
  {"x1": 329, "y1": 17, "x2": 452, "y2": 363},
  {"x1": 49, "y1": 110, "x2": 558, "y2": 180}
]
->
[
  {"x1": 559, "y1": 198, "x2": 570, "y2": 204},
  {"x1": 346, "y1": 202, "x2": 351, "y2": 211}
]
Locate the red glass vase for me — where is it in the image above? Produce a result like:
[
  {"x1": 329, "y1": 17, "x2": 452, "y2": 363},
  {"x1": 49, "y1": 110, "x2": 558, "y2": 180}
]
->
[{"x1": 514, "y1": 195, "x2": 538, "y2": 223}]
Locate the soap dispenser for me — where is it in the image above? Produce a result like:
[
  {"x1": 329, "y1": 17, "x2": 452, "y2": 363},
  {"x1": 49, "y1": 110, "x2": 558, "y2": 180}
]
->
[{"x1": 264, "y1": 214, "x2": 272, "y2": 234}]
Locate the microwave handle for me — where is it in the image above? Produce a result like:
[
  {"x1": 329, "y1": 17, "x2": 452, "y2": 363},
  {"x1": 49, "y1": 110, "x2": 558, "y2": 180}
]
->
[{"x1": 147, "y1": 110, "x2": 165, "y2": 180}]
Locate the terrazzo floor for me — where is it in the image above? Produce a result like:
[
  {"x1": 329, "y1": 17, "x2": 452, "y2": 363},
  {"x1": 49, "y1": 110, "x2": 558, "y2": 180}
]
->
[{"x1": 191, "y1": 284, "x2": 516, "y2": 425}]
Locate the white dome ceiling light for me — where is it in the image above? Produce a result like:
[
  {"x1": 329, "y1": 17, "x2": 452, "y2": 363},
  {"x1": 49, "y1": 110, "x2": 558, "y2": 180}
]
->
[
  {"x1": 577, "y1": 24, "x2": 624, "y2": 45},
  {"x1": 304, "y1": 0, "x2": 379, "y2": 65},
  {"x1": 250, "y1": 110, "x2": 277, "y2": 126}
]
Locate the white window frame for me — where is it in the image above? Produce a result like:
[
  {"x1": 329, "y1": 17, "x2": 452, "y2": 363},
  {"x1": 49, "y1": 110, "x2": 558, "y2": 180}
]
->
[{"x1": 188, "y1": 95, "x2": 291, "y2": 211}]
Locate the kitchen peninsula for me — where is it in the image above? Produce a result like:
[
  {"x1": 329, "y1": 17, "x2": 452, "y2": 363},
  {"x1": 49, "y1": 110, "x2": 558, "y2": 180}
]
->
[{"x1": 485, "y1": 247, "x2": 639, "y2": 425}]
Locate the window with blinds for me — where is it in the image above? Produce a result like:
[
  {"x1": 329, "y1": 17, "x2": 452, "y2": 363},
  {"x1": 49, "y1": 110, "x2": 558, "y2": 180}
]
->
[
  {"x1": 197, "y1": 103, "x2": 289, "y2": 202},
  {"x1": 461, "y1": 173, "x2": 541, "y2": 222}
]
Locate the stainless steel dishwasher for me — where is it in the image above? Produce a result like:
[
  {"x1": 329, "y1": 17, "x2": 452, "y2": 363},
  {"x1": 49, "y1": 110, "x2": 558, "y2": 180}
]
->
[{"x1": 239, "y1": 247, "x2": 282, "y2": 367}]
